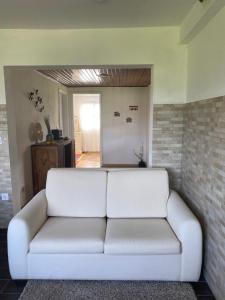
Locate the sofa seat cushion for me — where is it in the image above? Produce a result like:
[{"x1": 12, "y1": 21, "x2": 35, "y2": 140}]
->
[
  {"x1": 30, "y1": 217, "x2": 106, "y2": 254},
  {"x1": 104, "y1": 219, "x2": 181, "y2": 255}
]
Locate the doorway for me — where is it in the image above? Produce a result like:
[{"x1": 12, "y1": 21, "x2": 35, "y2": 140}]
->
[{"x1": 73, "y1": 94, "x2": 101, "y2": 168}]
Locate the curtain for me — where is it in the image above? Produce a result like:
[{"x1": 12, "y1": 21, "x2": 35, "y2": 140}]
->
[{"x1": 79, "y1": 102, "x2": 100, "y2": 152}]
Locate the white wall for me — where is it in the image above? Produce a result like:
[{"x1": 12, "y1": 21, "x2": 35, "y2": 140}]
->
[
  {"x1": 0, "y1": 27, "x2": 187, "y2": 105},
  {"x1": 4, "y1": 68, "x2": 66, "y2": 212},
  {"x1": 71, "y1": 87, "x2": 149, "y2": 165},
  {"x1": 187, "y1": 6, "x2": 225, "y2": 101}
]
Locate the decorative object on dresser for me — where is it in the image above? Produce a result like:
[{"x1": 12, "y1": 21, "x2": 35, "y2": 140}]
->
[
  {"x1": 44, "y1": 116, "x2": 54, "y2": 142},
  {"x1": 31, "y1": 139, "x2": 75, "y2": 195},
  {"x1": 29, "y1": 122, "x2": 43, "y2": 144},
  {"x1": 52, "y1": 129, "x2": 63, "y2": 140}
]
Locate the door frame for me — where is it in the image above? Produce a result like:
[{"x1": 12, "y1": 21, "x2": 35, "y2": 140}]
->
[
  {"x1": 72, "y1": 92, "x2": 103, "y2": 167},
  {"x1": 58, "y1": 89, "x2": 70, "y2": 137}
]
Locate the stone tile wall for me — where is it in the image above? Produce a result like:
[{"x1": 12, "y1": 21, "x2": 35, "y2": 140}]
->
[
  {"x1": 181, "y1": 97, "x2": 225, "y2": 300},
  {"x1": 0, "y1": 105, "x2": 13, "y2": 227},
  {"x1": 153, "y1": 100, "x2": 225, "y2": 299},
  {"x1": 152, "y1": 104, "x2": 184, "y2": 190}
]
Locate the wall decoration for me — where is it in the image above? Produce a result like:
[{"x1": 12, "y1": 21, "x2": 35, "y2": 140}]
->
[
  {"x1": 129, "y1": 105, "x2": 138, "y2": 111},
  {"x1": 28, "y1": 89, "x2": 45, "y2": 112},
  {"x1": 114, "y1": 111, "x2": 120, "y2": 117},
  {"x1": 126, "y1": 117, "x2": 132, "y2": 123}
]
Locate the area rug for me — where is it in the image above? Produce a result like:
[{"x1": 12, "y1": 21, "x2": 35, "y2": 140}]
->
[{"x1": 19, "y1": 280, "x2": 197, "y2": 300}]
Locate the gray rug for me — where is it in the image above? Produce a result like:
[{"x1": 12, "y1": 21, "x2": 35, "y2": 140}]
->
[{"x1": 19, "y1": 280, "x2": 197, "y2": 300}]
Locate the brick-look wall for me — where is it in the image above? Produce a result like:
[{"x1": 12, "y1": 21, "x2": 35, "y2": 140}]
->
[
  {"x1": 152, "y1": 104, "x2": 184, "y2": 191},
  {"x1": 181, "y1": 97, "x2": 225, "y2": 300},
  {"x1": 0, "y1": 105, "x2": 13, "y2": 227}
]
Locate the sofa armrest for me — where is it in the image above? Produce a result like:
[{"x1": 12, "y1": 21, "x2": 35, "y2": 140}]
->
[
  {"x1": 7, "y1": 190, "x2": 47, "y2": 279},
  {"x1": 167, "y1": 190, "x2": 202, "y2": 281}
]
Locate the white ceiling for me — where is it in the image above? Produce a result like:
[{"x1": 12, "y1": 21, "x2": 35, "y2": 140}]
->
[{"x1": 0, "y1": 0, "x2": 196, "y2": 29}]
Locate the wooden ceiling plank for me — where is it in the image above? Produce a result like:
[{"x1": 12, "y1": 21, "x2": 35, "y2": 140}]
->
[
  {"x1": 71, "y1": 69, "x2": 84, "y2": 85},
  {"x1": 87, "y1": 69, "x2": 101, "y2": 85},
  {"x1": 37, "y1": 68, "x2": 151, "y2": 87},
  {"x1": 40, "y1": 70, "x2": 71, "y2": 86},
  {"x1": 58, "y1": 69, "x2": 75, "y2": 85}
]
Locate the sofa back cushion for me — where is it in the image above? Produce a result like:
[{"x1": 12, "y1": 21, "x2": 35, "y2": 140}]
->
[
  {"x1": 46, "y1": 169, "x2": 107, "y2": 217},
  {"x1": 107, "y1": 169, "x2": 169, "y2": 218}
]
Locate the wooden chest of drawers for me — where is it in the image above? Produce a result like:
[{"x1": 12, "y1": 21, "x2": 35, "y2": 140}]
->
[{"x1": 31, "y1": 139, "x2": 75, "y2": 195}]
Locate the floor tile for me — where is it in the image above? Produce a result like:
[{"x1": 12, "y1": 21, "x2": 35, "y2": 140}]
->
[
  {"x1": 76, "y1": 152, "x2": 100, "y2": 168},
  {"x1": 0, "y1": 268, "x2": 11, "y2": 280},
  {"x1": 2, "y1": 280, "x2": 27, "y2": 294},
  {"x1": 0, "y1": 258, "x2": 9, "y2": 269},
  {"x1": 0, "y1": 242, "x2": 8, "y2": 256},
  {"x1": 0, "y1": 294, "x2": 21, "y2": 300},
  {"x1": 197, "y1": 296, "x2": 216, "y2": 300},
  {"x1": 0, "y1": 229, "x2": 7, "y2": 242},
  {"x1": 0, "y1": 280, "x2": 8, "y2": 292},
  {"x1": 192, "y1": 282, "x2": 214, "y2": 296}
]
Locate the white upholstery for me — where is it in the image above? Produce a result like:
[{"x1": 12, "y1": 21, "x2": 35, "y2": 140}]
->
[
  {"x1": 107, "y1": 169, "x2": 169, "y2": 218},
  {"x1": 30, "y1": 217, "x2": 106, "y2": 254},
  {"x1": 8, "y1": 169, "x2": 202, "y2": 281},
  {"x1": 7, "y1": 190, "x2": 47, "y2": 279},
  {"x1": 104, "y1": 219, "x2": 180, "y2": 255},
  {"x1": 27, "y1": 254, "x2": 181, "y2": 280},
  {"x1": 46, "y1": 169, "x2": 107, "y2": 217},
  {"x1": 167, "y1": 190, "x2": 202, "y2": 281}
]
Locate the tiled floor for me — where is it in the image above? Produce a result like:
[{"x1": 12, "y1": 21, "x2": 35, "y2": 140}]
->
[
  {"x1": 0, "y1": 229, "x2": 27, "y2": 299},
  {"x1": 76, "y1": 152, "x2": 100, "y2": 168},
  {"x1": 0, "y1": 228, "x2": 215, "y2": 300}
]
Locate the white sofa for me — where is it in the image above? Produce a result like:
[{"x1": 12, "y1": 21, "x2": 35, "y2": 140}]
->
[{"x1": 8, "y1": 168, "x2": 202, "y2": 281}]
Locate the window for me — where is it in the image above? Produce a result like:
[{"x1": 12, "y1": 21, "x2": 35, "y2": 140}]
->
[{"x1": 79, "y1": 103, "x2": 100, "y2": 131}]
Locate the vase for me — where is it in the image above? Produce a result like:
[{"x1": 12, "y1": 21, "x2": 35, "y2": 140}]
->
[
  {"x1": 139, "y1": 160, "x2": 146, "y2": 168},
  {"x1": 46, "y1": 131, "x2": 54, "y2": 143}
]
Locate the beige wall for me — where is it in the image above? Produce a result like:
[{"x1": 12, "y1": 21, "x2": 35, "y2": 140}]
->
[
  {"x1": 72, "y1": 87, "x2": 149, "y2": 165},
  {"x1": 4, "y1": 68, "x2": 67, "y2": 212},
  {"x1": 0, "y1": 27, "x2": 187, "y2": 105},
  {"x1": 0, "y1": 26, "x2": 187, "y2": 215},
  {"x1": 187, "y1": 6, "x2": 225, "y2": 102}
]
